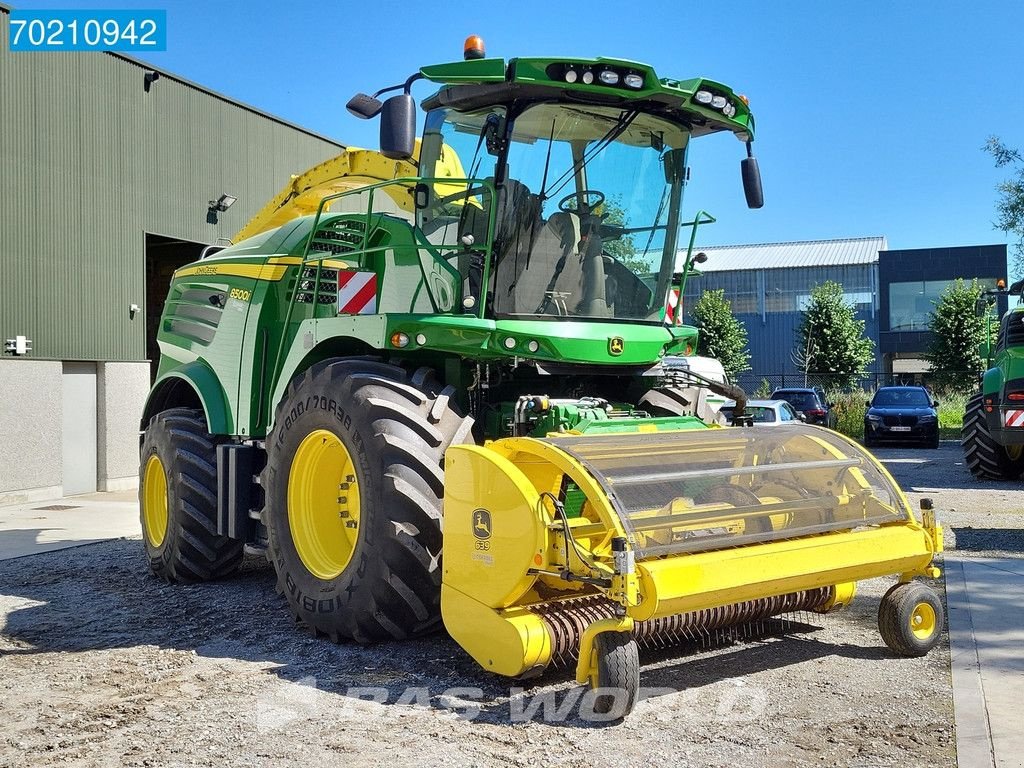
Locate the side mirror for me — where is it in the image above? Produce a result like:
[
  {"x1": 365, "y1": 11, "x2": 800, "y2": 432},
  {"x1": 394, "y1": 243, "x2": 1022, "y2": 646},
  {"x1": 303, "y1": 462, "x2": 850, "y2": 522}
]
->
[
  {"x1": 741, "y1": 155, "x2": 764, "y2": 209},
  {"x1": 865, "y1": 401, "x2": 872, "y2": 409},
  {"x1": 933, "y1": 399, "x2": 940, "y2": 407},
  {"x1": 346, "y1": 92, "x2": 383, "y2": 119},
  {"x1": 380, "y1": 94, "x2": 416, "y2": 160},
  {"x1": 797, "y1": 412, "x2": 807, "y2": 422}
]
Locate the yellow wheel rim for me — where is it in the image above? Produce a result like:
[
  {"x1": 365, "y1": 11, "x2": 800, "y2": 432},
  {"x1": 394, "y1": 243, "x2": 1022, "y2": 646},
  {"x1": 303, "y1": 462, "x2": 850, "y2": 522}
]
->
[
  {"x1": 288, "y1": 429, "x2": 361, "y2": 581},
  {"x1": 142, "y1": 454, "x2": 169, "y2": 548},
  {"x1": 909, "y1": 602, "x2": 937, "y2": 640},
  {"x1": 1007, "y1": 445, "x2": 1023, "y2": 461}
]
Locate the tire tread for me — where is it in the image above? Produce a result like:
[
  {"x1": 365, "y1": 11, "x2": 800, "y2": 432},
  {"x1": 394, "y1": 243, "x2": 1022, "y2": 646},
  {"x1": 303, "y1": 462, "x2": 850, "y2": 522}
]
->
[
  {"x1": 140, "y1": 407, "x2": 243, "y2": 584},
  {"x1": 263, "y1": 360, "x2": 473, "y2": 643}
]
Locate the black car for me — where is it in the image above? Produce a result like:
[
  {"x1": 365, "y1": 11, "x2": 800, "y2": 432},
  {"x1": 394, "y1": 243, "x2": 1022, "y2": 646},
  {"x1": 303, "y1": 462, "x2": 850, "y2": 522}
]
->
[
  {"x1": 864, "y1": 386, "x2": 939, "y2": 448},
  {"x1": 769, "y1": 387, "x2": 834, "y2": 427}
]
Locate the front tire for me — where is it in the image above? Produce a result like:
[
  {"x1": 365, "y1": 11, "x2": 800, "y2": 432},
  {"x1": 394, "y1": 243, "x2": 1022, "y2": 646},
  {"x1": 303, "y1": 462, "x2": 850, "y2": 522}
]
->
[
  {"x1": 139, "y1": 408, "x2": 243, "y2": 582},
  {"x1": 588, "y1": 631, "x2": 640, "y2": 719},
  {"x1": 263, "y1": 360, "x2": 473, "y2": 643},
  {"x1": 962, "y1": 393, "x2": 1024, "y2": 479},
  {"x1": 878, "y1": 582, "x2": 943, "y2": 657}
]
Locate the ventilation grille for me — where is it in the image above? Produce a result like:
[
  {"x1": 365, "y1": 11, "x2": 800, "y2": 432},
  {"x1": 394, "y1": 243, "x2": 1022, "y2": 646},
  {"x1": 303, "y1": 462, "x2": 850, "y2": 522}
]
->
[
  {"x1": 164, "y1": 288, "x2": 225, "y2": 345},
  {"x1": 295, "y1": 267, "x2": 338, "y2": 305},
  {"x1": 309, "y1": 219, "x2": 366, "y2": 256},
  {"x1": 1006, "y1": 315, "x2": 1024, "y2": 345}
]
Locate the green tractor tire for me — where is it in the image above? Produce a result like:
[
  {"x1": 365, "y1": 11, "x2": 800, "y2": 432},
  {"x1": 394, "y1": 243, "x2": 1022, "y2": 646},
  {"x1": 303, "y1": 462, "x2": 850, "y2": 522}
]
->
[
  {"x1": 139, "y1": 408, "x2": 244, "y2": 582},
  {"x1": 262, "y1": 359, "x2": 473, "y2": 643},
  {"x1": 962, "y1": 393, "x2": 1024, "y2": 480}
]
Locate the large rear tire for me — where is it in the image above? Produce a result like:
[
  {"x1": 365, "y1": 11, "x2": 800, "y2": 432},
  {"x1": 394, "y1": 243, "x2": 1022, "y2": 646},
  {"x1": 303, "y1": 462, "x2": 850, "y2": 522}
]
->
[
  {"x1": 263, "y1": 359, "x2": 473, "y2": 643},
  {"x1": 962, "y1": 393, "x2": 1024, "y2": 479},
  {"x1": 139, "y1": 408, "x2": 243, "y2": 582}
]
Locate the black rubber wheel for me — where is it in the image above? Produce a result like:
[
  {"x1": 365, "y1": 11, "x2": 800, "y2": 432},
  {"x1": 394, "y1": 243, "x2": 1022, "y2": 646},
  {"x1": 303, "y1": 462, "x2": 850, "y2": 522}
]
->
[
  {"x1": 589, "y1": 631, "x2": 640, "y2": 719},
  {"x1": 262, "y1": 359, "x2": 473, "y2": 643},
  {"x1": 877, "y1": 582, "x2": 943, "y2": 657},
  {"x1": 139, "y1": 408, "x2": 243, "y2": 582},
  {"x1": 962, "y1": 393, "x2": 1024, "y2": 479},
  {"x1": 927, "y1": 432, "x2": 940, "y2": 449}
]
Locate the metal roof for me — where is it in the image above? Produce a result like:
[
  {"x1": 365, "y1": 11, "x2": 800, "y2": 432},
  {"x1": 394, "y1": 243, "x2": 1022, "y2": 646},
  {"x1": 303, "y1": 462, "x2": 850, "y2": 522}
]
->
[{"x1": 678, "y1": 236, "x2": 887, "y2": 273}]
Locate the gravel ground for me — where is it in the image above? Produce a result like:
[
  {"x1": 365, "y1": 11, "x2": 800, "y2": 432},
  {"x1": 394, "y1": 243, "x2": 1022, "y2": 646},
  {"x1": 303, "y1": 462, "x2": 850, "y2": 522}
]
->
[{"x1": 1, "y1": 440, "x2": 1020, "y2": 768}]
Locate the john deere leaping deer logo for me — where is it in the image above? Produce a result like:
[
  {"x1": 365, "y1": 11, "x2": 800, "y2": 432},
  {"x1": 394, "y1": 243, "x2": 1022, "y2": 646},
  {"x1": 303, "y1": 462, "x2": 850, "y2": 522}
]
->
[
  {"x1": 608, "y1": 336, "x2": 625, "y2": 356},
  {"x1": 472, "y1": 508, "x2": 492, "y2": 540}
]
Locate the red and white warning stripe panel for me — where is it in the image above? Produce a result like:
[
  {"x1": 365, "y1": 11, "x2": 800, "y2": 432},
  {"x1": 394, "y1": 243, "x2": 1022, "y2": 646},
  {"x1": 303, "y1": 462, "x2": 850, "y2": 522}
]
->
[
  {"x1": 337, "y1": 271, "x2": 378, "y2": 315},
  {"x1": 664, "y1": 288, "x2": 681, "y2": 326},
  {"x1": 1004, "y1": 409, "x2": 1024, "y2": 427}
]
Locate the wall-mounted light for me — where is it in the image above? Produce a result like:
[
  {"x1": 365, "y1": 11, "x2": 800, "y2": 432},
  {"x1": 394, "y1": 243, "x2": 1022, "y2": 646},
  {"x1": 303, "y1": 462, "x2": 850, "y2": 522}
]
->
[
  {"x1": 209, "y1": 194, "x2": 237, "y2": 213},
  {"x1": 144, "y1": 70, "x2": 160, "y2": 92},
  {"x1": 207, "y1": 194, "x2": 237, "y2": 224}
]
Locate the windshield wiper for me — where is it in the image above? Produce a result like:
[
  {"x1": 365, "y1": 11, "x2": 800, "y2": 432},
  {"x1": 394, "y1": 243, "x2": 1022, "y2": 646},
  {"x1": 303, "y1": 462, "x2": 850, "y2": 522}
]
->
[{"x1": 544, "y1": 109, "x2": 639, "y2": 202}]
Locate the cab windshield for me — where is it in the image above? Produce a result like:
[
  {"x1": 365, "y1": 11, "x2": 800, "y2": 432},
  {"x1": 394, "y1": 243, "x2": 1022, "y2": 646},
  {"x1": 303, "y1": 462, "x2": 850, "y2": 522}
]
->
[{"x1": 419, "y1": 103, "x2": 689, "y2": 323}]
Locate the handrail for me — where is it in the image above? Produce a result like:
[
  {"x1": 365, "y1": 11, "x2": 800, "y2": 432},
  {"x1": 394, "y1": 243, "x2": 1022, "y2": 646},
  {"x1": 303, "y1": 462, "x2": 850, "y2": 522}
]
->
[{"x1": 676, "y1": 210, "x2": 716, "y2": 298}]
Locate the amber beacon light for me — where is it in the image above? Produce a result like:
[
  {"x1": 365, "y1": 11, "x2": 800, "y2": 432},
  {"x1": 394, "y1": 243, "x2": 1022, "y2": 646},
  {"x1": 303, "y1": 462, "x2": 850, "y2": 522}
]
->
[{"x1": 464, "y1": 35, "x2": 486, "y2": 60}]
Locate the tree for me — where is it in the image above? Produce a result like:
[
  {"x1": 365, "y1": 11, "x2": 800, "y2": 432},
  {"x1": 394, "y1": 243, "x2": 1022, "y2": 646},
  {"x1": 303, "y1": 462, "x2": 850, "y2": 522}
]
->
[
  {"x1": 984, "y1": 137, "x2": 1024, "y2": 275},
  {"x1": 924, "y1": 278, "x2": 986, "y2": 393},
  {"x1": 794, "y1": 281, "x2": 874, "y2": 390},
  {"x1": 691, "y1": 289, "x2": 751, "y2": 378}
]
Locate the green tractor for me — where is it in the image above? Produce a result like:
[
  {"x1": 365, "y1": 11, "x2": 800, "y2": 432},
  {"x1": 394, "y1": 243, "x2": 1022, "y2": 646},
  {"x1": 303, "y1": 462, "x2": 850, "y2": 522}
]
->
[
  {"x1": 140, "y1": 41, "x2": 947, "y2": 714},
  {"x1": 962, "y1": 279, "x2": 1024, "y2": 479}
]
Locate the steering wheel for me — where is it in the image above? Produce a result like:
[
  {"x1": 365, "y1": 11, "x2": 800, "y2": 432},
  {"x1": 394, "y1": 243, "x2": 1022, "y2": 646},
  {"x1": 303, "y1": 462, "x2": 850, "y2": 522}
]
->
[{"x1": 557, "y1": 190, "x2": 605, "y2": 214}]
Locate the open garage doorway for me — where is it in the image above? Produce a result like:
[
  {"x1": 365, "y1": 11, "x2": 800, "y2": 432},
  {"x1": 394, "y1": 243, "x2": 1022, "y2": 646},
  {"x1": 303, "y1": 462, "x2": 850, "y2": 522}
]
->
[{"x1": 145, "y1": 234, "x2": 208, "y2": 380}]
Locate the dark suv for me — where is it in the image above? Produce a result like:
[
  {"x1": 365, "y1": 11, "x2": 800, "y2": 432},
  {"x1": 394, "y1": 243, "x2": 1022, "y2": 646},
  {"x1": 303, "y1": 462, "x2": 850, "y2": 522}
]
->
[
  {"x1": 769, "y1": 387, "x2": 833, "y2": 427},
  {"x1": 864, "y1": 386, "x2": 940, "y2": 449}
]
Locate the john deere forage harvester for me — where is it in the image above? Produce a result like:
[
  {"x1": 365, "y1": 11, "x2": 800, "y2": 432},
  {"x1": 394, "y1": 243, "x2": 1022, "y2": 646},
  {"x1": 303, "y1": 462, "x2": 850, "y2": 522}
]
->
[
  {"x1": 140, "y1": 38, "x2": 943, "y2": 717},
  {"x1": 963, "y1": 279, "x2": 1024, "y2": 479}
]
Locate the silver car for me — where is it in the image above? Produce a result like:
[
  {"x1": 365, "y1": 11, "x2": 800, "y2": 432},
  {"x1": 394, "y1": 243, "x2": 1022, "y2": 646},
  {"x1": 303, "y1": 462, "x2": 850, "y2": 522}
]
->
[{"x1": 719, "y1": 399, "x2": 804, "y2": 426}]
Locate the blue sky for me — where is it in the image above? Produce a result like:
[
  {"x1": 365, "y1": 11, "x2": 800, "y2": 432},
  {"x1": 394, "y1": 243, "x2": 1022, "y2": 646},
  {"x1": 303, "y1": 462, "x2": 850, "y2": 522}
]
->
[{"x1": 13, "y1": 0, "x2": 1024, "y2": 267}]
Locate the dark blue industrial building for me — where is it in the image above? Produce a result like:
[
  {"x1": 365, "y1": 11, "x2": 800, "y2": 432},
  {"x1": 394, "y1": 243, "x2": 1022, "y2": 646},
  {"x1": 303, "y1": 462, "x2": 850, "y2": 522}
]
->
[
  {"x1": 878, "y1": 244, "x2": 1008, "y2": 373},
  {"x1": 679, "y1": 238, "x2": 1007, "y2": 391}
]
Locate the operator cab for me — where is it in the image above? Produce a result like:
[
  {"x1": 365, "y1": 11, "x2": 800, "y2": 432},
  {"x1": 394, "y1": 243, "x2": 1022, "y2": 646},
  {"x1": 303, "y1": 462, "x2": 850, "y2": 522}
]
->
[{"x1": 416, "y1": 102, "x2": 689, "y2": 323}]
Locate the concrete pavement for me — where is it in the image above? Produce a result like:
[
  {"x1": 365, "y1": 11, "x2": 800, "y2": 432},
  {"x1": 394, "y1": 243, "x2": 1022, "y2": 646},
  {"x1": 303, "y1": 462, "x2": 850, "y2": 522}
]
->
[
  {"x1": 946, "y1": 555, "x2": 1024, "y2": 768},
  {"x1": 0, "y1": 489, "x2": 139, "y2": 560}
]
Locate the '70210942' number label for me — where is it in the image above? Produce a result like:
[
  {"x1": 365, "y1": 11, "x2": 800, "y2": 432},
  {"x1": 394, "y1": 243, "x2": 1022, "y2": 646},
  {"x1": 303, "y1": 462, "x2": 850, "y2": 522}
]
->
[{"x1": 8, "y1": 10, "x2": 167, "y2": 52}]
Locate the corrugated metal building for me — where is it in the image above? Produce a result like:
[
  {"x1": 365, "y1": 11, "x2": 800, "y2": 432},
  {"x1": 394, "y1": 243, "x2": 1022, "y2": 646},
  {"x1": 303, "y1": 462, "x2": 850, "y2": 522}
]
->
[
  {"x1": 679, "y1": 237, "x2": 886, "y2": 390},
  {"x1": 0, "y1": 4, "x2": 344, "y2": 502}
]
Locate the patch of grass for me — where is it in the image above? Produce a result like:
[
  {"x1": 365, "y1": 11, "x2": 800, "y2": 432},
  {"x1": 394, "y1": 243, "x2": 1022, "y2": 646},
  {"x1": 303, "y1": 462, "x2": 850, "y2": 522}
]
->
[
  {"x1": 828, "y1": 391, "x2": 867, "y2": 440},
  {"x1": 936, "y1": 389, "x2": 969, "y2": 440}
]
